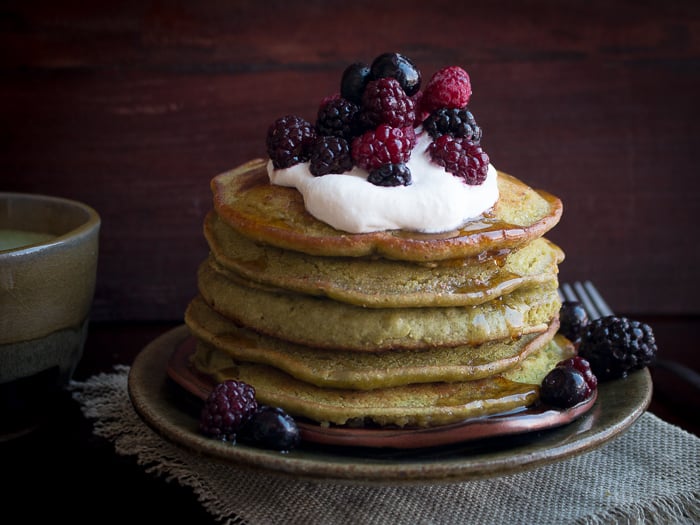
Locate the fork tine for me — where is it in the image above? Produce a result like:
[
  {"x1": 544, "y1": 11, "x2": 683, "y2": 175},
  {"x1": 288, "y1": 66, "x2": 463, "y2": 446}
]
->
[
  {"x1": 582, "y1": 281, "x2": 614, "y2": 317},
  {"x1": 572, "y1": 281, "x2": 603, "y2": 320},
  {"x1": 559, "y1": 282, "x2": 577, "y2": 303}
]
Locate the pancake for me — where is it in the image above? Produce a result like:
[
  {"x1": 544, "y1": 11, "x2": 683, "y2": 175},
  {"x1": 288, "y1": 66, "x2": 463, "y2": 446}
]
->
[
  {"x1": 185, "y1": 295, "x2": 561, "y2": 389},
  {"x1": 211, "y1": 159, "x2": 563, "y2": 262},
  {"x1": 205, "y1": 210, "x2": 565, "y2": 308},
  {"x1": 190, "y1": 334, "x2": 575, "y2": 428},
  {"x1": 184, "y1": 55, "x2": 573, "y2": 432},
  {"x1": 198, "y1": 256, "x2": 562, "y2": 351}
]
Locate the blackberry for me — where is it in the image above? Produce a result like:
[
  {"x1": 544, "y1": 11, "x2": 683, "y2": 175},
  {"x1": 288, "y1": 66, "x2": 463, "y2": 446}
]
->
[
  {"x1": 351, "y1": 125, "x2": 415, "y2": 170},
  {"x1": 341, "y1": 62, "x2": 371, "y2": 104},
  {"x1": 540, "y1": 367, "x2": 591, "y2": 408},
  {"x1": 559, "y1": 301, "x2": 590, "y2": 344},
  {"x1": 360, "y1": 77, "x2": 416, "y2": 129},
  {"x1": 199, "y1": 380, "x2": 258, "y2": 441},
  {"x1": 369, "y1": 52, "x2": 422, "y2": 96},
  {"x1": 240, "y1": 406, "x2": 301, "y2": 452},
  {"x1": 316, "y1": 97, "x2": 361, "y2": 140},
  {"x1": 266, "y1": 115, "x2": 317, "y2": 169},
  {"x1": 578, "y1": 316, "x2": 657, "y2": 381},
  {"x1": 309, "y1": 136, "x2": 353, "y2": 176},
  {"x1": 367, "y1": 163, "x2": 412, "y2": 187},
  {"x1": 429, "y1": 135, "x2": 490, "y2": 185},
  {"x1": 423, "y1": 108, "x2": 482, "y2": 142}
]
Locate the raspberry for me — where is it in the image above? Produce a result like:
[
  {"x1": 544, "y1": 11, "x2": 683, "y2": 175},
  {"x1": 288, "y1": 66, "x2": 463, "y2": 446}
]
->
[
  {"x1": 351, "y1": 125, "x2": 415, "y2": 170},
  {"x1": 429, "y1": 135, "x2": 489, "y2": 185},
  {"x1": 199, "y1": 380, "x2": 258, "y2": 441},
  {"x1": 411, "y1": 91, "x2": 430, "y2": 126},
  {"x1": 309, "y1": 136, "x2": 353, "y2": 176},
  {"x1": 316, "y1": 97, "x2": 361, "y2": 140},
  {"x1": 578, "y1": 316, "x2": 657, "y2": 381},
  {"x1": 423, "y1": 108, "x2": 482, "y2": 142},
  {"x1": 557, "y1": 356, "x2": 598, "y2": 391},
  {"x1": 266, "y1": 115, "x2": 317, "y2": 169},
  {"x1": 359, "y1": 77, "x2": 416, "y2": 129},
  {"x1": 421, "y1": 66, "x2": 472, "y2": 113},
  {"x1": 540, "y1": 367, "x2": 591, "y2": 409},
  {"x1": 367, "y1": 163, "x2": 412, "y2": 187}
]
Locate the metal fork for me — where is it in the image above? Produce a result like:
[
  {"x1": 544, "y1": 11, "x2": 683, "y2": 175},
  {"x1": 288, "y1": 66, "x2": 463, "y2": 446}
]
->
[{"x1": 559, "y1": 280, "x2": 700, "y2": 390}]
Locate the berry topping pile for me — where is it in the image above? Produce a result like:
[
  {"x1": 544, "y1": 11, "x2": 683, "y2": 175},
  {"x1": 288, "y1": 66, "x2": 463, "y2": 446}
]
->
[
  {"x1": 578, "y1": 316, "x2": 657, "y2": 381},
  {"x1": 266, "y1": 52, "x2": 489, "y2": 187},
  {"x1": 199, "y1": 379, "x2": 300, "y2": 451}
]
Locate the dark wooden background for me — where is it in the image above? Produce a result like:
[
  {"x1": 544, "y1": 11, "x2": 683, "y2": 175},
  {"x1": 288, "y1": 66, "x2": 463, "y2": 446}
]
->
[{"x1": 2, "y1": 0, "x2": 699, "y2": 323}]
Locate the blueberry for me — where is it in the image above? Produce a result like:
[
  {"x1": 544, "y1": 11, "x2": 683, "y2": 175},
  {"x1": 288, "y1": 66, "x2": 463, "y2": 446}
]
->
[
  {"x1": 242, "y1": 406, "x2": 300, "y2": 452},
  {"x1": 369, "y1": 52, "x2": 421, "y2": 96},
  {"x1": 559, "y1": 300, "x2": 589, "y2": 344},
  {"x1": 540, "y1": 367, "x2": 591, "y2": 408},
  {"x1": 340, "y1": 62, "x2": 371, "y2": 104}
]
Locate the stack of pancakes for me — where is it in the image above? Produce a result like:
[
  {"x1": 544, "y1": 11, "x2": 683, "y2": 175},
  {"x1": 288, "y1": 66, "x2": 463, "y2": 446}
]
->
[{"x1": 186, "y1": 158, "x2": 568, "y2": 428}]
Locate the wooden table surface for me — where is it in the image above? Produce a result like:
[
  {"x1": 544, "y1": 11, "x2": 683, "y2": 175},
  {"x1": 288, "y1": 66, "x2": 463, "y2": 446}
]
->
[{"x1": 2, "y1": 317, "x2": 698, "y2": 524}]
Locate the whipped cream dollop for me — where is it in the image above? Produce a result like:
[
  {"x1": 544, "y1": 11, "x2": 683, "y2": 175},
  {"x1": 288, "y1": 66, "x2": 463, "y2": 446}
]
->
[{"x1": 266, "y1": 132, "x2": 499, "y2": 234}]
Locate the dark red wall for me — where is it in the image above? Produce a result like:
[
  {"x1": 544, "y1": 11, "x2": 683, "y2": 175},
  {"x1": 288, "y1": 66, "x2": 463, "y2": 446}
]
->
[{"x1": 3, "y1": 0, "x2": 699, "y2": 321}]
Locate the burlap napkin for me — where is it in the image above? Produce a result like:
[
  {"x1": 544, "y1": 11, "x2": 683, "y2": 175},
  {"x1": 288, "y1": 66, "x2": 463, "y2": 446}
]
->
[{"x1": 70, "y1": 366, "x2": 699, "y2": 525}]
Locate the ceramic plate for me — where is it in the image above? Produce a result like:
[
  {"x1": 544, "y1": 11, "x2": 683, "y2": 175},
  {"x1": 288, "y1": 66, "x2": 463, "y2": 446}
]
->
[{"x1": 128, "y1": 325, "x2": 652, "y2": 484}]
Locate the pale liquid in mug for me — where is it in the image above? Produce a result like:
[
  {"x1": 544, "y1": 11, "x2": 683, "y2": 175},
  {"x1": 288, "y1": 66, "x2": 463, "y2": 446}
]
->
[{"x1": 0, "y1": 229, "x2": 56, "y2": 251}]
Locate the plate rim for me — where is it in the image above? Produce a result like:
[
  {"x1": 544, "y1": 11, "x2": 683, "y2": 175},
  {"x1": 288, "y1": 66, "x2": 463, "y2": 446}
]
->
[{"x1": 128, "y1": 325, "x2": 653, "y2": 485}]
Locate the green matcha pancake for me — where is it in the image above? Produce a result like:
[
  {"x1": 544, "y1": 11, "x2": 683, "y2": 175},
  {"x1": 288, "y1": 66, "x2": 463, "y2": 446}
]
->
[
  {"x1": 211, "y1": 159, "x2": 563, "y2": 262},
  {"x1": 197, "y1": 257, "x2": 562, "y2": 351},
  {"x1": 190, "y1": 335, "x2": 574, "y2": 428},
  {"x1": 205, "y1": 210, "x2": 564, "y2": 308},
  {"x1": 185, "y1": 295, "x2": 560, "y2": 389}
]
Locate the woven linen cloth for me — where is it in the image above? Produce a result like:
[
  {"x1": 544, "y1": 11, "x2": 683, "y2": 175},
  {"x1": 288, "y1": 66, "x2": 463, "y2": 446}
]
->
[{"x1": 70, "y1": 366, "x2": 699, "y2": 525}]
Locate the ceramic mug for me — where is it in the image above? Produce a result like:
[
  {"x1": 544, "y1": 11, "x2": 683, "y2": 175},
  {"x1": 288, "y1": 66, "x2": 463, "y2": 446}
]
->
[{"x1": 0, "y1": 192, "x2": 100, "y2": 439}]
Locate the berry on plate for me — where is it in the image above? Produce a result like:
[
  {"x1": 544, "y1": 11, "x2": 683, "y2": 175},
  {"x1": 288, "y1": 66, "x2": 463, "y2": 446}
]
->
[
  {"x1": 199, "y1": 380, "x2": 258, "y2": 441},
  {"x1": 558, "y1": 301, "x2": 590, "y2": 344},
  {"x1": 540, "y1": 367, "x2": 591, "y2": 409},
  {"x1": 240, "y1": 405, "x2": 301, "y2": 452},
  {"x1": 578, "y1": 316, "x2": 657, "y2": 381}
]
